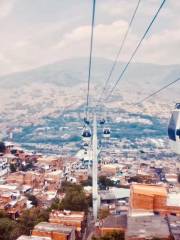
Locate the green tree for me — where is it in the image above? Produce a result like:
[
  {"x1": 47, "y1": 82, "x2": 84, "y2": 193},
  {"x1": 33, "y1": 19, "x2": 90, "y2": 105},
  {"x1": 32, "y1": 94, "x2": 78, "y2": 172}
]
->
[
  {"x1": 128, "y1": 176, "x2": 143, "y2": 183},
  {"x1": 99, "y1": 176, "x2": 115, "y2": 190},
  {"x1": 81, "y1": 176, "x2": 92, "y2": 186},
  {"x1": 18, "y1": 207, "x2": 49, "y2": 235},
  {"x1": 52, "y1": 182, "x2": 88, "y2": 212},
  {"x1": 0, "y1": 217, "x2": 21, "y2": 240},
  {"x1": 25, "y1": 194, "x2": 38, "y2": 206}
]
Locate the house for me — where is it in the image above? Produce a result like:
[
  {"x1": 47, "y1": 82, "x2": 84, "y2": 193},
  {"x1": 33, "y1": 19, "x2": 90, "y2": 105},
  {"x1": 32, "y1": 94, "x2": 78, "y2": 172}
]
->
[
  {"x1": 126, "y1": 215, "x2": 171, "y2": 240},
  {"x1": 49, "y1": 210, "x2": 86, "y2": 238},
  {"x1": 32, "y1": 222, "x2": 76, "y2": 240},
  {"x1": 129, "y1": 184, "x2": 180, "y2": 216},
  {"x1": 97, "y1": 215, "x2": 127, "y2": 236}
]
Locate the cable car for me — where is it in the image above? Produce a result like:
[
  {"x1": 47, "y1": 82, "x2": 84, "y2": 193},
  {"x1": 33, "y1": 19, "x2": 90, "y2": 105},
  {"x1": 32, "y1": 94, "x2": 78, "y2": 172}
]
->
[
  {"x1": 100, "y1": 119, "x2": 105, "y2": 125},
  {"x1": 82, "y1": 127, "x2": 92, "y2": 142},
  {"x1": 168, "y1": 103, "x2": 180, "y2": 154},
  {"x1": 84, "y1": 117, "x2": 90, "y2": 125},
  {"x1": 83, "y1": 142, "x2": 89, "y2": 150},
  {"x1": 103, "y1": 128, "x2": 111, "y2": 138}
]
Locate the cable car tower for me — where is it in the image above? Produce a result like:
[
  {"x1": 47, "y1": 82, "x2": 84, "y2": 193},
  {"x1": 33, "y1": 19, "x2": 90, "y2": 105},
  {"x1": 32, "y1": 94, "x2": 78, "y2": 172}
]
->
[{"x1": 92, "y1": 114, "x2": 99, "y2": 221}]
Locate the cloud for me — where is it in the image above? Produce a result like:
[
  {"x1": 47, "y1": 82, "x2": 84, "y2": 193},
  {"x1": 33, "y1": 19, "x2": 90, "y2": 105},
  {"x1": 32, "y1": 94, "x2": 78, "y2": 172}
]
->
[
  {"x1": 136, "y1": 29, "x2": 180, "y2": 64},
  {"x1": 54, "y1": 18, "x2": 180, "y2": 65},
  {"x1": 0, "y1": 0, "x2": 179, "y2": 76},
  {"x1": 55, "y1": 20, "x2": 131, "y2": 59},
  {"x1": 0, "y1": 0, "x2": 16, "y2": 18}
]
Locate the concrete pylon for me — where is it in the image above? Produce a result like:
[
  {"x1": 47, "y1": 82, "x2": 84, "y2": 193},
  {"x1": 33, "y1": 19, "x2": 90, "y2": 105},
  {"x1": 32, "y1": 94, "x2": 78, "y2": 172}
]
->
[{"x1": 92, "y1": 114, "x2": 98, "y2": 221}]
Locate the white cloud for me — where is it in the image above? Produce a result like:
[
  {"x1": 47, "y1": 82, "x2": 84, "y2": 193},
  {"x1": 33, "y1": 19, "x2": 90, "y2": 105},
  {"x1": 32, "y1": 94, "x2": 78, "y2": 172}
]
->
[
  {"x1": 0, "y1": 0, "x2": 179, "y2": 75},
  {"x1": 55, "y1": 20, "x2": 131, "y2": 60},
  {"x1": 0, "y1": 0, "x2": 16, "y2": 18}
]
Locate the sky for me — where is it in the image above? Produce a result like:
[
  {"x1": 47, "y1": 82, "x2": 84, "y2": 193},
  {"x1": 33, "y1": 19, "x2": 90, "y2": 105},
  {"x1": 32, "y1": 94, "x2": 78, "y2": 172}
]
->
[{"x1": 0, "y1": 0, "x2": 179, "y2": 75}]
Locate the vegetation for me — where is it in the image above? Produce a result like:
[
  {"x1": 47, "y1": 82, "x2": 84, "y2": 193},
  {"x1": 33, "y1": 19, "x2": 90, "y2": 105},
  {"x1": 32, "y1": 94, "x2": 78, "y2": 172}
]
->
[
  {"x1": 81, "y1": 176, "x2": 92, "y2": 186},
  {"x1": 51, "y1": 182, "x2": 89, "y2": 212},
  {"x1": 82, "y1": 175, "x2": 116, "y2": 190},
  {"x1": 92, "y1": 231, "x2": 125, "y2": 240},
  {"x1": 25, "y1": 194, "x2": 38, "y2": 206},
  {"x1": 0, "y1": 208, "x2": 49, "y2": 240},
  {"x1": 99, "y1": 176, "x2": 115, "y2": 190},
  {"x1": 0, "y1": 217, "x2": 23, "y2": 240},
  {"x1": 128, "y1": 175, "x2": 143, "y2": 183},
  {"x1": 18, "y1": 207, "x2": 49, "y2": 235}
]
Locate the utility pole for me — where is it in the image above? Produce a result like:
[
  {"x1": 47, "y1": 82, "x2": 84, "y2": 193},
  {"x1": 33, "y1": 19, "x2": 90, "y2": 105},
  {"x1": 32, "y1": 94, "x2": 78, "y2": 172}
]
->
[{"x1": 92, "y1": 114, "x2": 98, "y2": 221}]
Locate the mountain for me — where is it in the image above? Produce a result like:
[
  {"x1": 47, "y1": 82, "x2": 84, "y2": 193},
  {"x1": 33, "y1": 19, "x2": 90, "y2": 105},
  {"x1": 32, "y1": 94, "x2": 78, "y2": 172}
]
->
[{"x1": 0, "y1": 57, "x2": 179, "y2": 129}]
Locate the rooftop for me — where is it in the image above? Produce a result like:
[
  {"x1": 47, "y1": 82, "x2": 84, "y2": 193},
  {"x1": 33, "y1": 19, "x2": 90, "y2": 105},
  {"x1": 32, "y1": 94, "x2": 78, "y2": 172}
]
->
[
  {"x1": 100, "y1": 188, "x2": 130, "y2": 200},
  {"x1": 126, "y1": 215, "x2": 170, "y2": 239},
  {"x1": 17, "y1": 236, "x2": 51, "y2": 240},
  {"x1": 168, "y1": 215, "x2": 180, "y2": 240},
  {"x1": 33, "y1": 222, "x2": 74, "y2": 234},
  {"x1": 50, "y1": 210, "x2": 85, "y2": 221},
  {"x1": 132, "y1": 184, "x2": 167, "y2": 196},
  {"x1": 100, "y1": 214, "x2": 127, "y2": 229}
]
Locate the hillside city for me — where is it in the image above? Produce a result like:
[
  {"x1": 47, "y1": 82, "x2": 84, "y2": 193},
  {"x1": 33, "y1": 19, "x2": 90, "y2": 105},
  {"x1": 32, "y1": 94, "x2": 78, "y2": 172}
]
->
[{"x1": 0, "y1": 102, "x2": 179, "y2": 240}]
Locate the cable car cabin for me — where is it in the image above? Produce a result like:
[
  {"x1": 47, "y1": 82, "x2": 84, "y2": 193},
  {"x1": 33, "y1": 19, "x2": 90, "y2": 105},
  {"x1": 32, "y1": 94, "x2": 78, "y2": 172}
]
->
[
  {"x1": 100, "y1": 119, "x2": 105, "y2": 125},
  {"x1": 82, "y1": 128, "x2": 92, "y2": 142},
  {"x1": 103, "y1": 128, "x2": 111, "y2": 138},
  {"x1": 168, "y1": 103, "x2": 180, "y2": 154},
  {"x1": 83, "y1": 142, "x2": 89, "y2": 150},
  {"x1": 84, "y1": 117, "x2": 90, "y2": 125}
]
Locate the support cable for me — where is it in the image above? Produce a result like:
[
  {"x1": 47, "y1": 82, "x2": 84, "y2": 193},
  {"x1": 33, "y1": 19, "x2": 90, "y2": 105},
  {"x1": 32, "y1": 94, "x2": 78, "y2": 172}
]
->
[
  {"x1": 97, "y1": 0, "x2": 141, "y2": 106},
  {"x1": 104, "y1": 0, "x2": 167, "y2": 102}
]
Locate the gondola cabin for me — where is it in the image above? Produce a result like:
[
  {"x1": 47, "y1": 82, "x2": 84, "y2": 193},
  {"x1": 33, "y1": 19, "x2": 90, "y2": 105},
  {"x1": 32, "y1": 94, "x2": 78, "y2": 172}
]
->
[
  {"x1": 82, "y1": 128, "x2": 92, "y2": 142},
  {"x1": 168, "y1": 103, "x2": 180, "y2": 154},
  {"x1": 103, "y1": 128, "x2": 111, "y2": 138}
]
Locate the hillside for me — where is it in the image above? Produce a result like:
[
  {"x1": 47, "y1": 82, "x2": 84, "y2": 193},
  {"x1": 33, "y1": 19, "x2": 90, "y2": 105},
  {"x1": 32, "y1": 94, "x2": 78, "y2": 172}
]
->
[{"x1": 0, "y1": 58, "x2": 179, "y2": 130}]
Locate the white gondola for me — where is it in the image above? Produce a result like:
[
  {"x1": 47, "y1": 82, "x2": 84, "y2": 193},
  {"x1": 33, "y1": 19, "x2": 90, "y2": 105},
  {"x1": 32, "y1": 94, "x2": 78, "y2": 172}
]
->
[
  {"x1": 103, "y1": 128, "x2": 111, "y2": 138},
  {"x1": 100, "y1": 119, "x2": 105, "y2": 125},
  {"x1": 82, "y1": 127, "x2": 92, "y2": 142},
  {"x1": 168, "y1": 103, "x2": 180, "y2": 154},
  {"x1": 83, "y1": 142, "x2": 89, "y2": 150}
]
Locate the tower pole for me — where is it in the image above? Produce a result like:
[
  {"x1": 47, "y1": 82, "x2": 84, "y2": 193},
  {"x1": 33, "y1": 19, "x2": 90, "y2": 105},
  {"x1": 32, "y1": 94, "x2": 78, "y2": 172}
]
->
[{"x1": 92, "y1": 113, "x2": 98, "y2": 221}]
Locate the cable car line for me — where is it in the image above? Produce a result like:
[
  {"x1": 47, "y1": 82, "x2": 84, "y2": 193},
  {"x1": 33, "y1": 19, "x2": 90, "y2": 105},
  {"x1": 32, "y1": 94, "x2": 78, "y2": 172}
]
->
[
  {"x1": 103, "y1": 0, "x2": 167, "y2": 103},
  {"x1": 135, "y1": 77, "x2": 180, "y2": 105},
  {"x1": 96, "y1": 0, "x2": 141, "y2": 107},
  {"x1": 86, "y1": 0, "x2": 96, "y2": 121}
]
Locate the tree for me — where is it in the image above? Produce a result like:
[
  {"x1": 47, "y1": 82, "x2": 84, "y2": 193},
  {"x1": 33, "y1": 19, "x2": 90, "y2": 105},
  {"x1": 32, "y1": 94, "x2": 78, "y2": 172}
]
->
[
  {"x1": 128, "y1": 176, "x2": 143, "y2": 183},
  {"x1": 92, "y1": 231, "x2": 124, "y2": 240},
  {"x1": 0, "y1": 142, "x2": 5, "y2": 153},
  {"x1": 0, "y1": 217, "x2": 22, "y2": 240},
  {"x1": 25, "y1": 194, "x2": 38, "y2": 206},
  {"x1": 81, "y1": 176, "x2": 92, "y2": 186},
  {"x1": 18, "y1": 207, "x2": 49, "y2": 235},
  {"x1": 99, "y1": 176, "x2": 115, "y2": 190},
  {"x1": 52, "y1": 183, "x2": 89, "y2": 212},
  {"x1": 60, "y1": 189, "x2": 88, "y2": 212}
]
